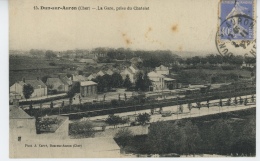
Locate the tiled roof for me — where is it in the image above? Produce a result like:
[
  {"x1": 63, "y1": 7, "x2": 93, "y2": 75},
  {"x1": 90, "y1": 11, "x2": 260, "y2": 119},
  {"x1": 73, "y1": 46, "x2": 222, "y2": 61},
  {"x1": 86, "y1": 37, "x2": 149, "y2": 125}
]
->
[
  {"x1": 96, "y1": 70, "x2": 105, "y2": 76},
  {"x1": 148, "y1": 71, "x2": 165, "y2": 78},
  {"x1": 106, "y1": 69, "x2": 113, "y2": 75},
  {"x1": 24, "y1": 79, "x2": 47, "y2": 89},
  {"x1": 60, "y1": 76, "x2": 73, "y2": 85},
  {"x1": 73, "y1": 75, "x2": 87, "y2": 81},
  {"x1": 121, "y1": 68, "x2": 134, "y2": 75},
  {"x1": 9, "y1": 106, "x2": 33, "y2": 119},
  {"x1": 46, "y1": 78, "x2": 64, "y2": 86},
  {"x1": 130, "y1": 64, "x2": 138, "y2": 71}
]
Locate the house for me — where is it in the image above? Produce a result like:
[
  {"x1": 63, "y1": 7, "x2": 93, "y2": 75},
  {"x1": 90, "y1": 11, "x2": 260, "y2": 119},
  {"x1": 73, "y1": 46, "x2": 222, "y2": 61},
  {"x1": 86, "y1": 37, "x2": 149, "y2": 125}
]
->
[
  {"x1": 120, "y1": 68, "x2": 135, "y2": 83},
  {"x1": 9, "y1": 105, "x2": 36, "y2": 143},
  {"x1": 155, "y1": 65, "x2": 169, "y2": 75},
  {"x1": 59, "y1": 76, "x2": 73, "y2": 91},
  {"x1": 148, "y1": 71, "x2": 165, "y2": 90},
  {"x1": 10, "y1": 78, "x2": 47, "y2": 98},
  {"x1": 24, "y1": 79, "x2": 48, "y2": 98},
  {"x1": 240, "y1": 61, "x2": 256, "y2": 68},
  {"x1": 87, "y1": 73, "x2": 97, "y2": 80},
  {"x1": 9, "y1": 106, "x2": 121, "y2": 158},
  {"x1": 106, "y1": 69, "x2": 114, "y2": 75},
  {"x1": 120, "y1": 65, "x2": 139, "y2": 83},
  {"x1": 46, "y1": 78, "x2": 65, "y2": 92},
  {"x1": 164, "y1": 77, "x2": 177, "y2": 90},
  {"x1": 96, "y1": 70, "x2": 106, "y2": 77},
  {"x1": 130, "y1": 57, "x2": 143, "y2": 65},
  {"x1": 46, "y1": 76, "x2": 72, "y2": 92},
  {"x1": 72, "y1": 74, "x2": 87, "y2": 82},
  {"x1": 9, "y1": 81, "x2": 26, "y2": 98},
  {"x1": 80, "y1": 81, "x2": 98, "y2": 97},
  {"x1": 129, "y1": 64, "x2": 139, "y2": 74}
]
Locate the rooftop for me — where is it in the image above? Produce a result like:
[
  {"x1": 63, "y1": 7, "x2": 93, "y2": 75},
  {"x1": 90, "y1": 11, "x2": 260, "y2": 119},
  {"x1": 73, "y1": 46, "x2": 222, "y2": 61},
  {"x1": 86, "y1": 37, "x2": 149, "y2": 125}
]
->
[
  {"x1": 9, "y1": 105, "x2": 33, "y2": 119},
  {"x1": 46, "y1": 78, "x2": 64, "y2": 85},
  {"x1": 148, "y1": 71, "x2": 165, "y2": 78},
  {"x1": 19, "y1": 79, "x2": 47, "y2": 89},
  {"x1": 80, "y1": 81, "x2": 97, "y2": 86}
]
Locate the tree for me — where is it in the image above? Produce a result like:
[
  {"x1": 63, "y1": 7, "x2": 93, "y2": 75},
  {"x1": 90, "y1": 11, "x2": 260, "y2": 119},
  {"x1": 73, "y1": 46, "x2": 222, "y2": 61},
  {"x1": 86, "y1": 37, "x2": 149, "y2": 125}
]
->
[
  {"x1": 146, "y1": 122, "x2": 186, "y2": 154},
  {"x1": 124, "y1": 93, "x2": 127, "y2": 101},
  {"x1": 219, "y1": 99, "x2": 223, "y2": 112},
  {"x1": 234, "y1": 97, "x2": 238, "y2": 106},
  {"x1": 61, "y1": 101, "x2": 64, "y2": 108},
  {"x1": 187, "y1": 102, "x2": 192, "y2": 117},
  {"x1": 244, "y1": 98, "x2": 248, "y2": 106},
  {"x1": 206, "y1": 99, "x2": 210, "y2": 113},
  {"x1": 226, "y1": 98, "x2": 231, "y2": 106},
  {"x1": 190, "y1": 56, "x2": 201, "y2": 66},
  {"x1": 23, "y1": 84, "x2": 34, "y2": 100},
  {"x1": 114, "y1": 128, "x2": 134, "y2": 151},
  {"x1": 206, "y1": 54, "x2": 217, "y2": 65},
  {"x1": 196, "y1": 101, "x2": 201, "y2": 115},
  {"x1": 41, "y1": 75, "x2": 51, "y2": 83},
  {"x1": 102, "y1": 74, "x2": 113, "y2": 91},
  {"x1": 111, "y1": 73, "x2": 123, "y2": 88},
  {"x1": 183, "y1": 121, "x2": 201, "y2": 155},
  {"x1": 143, "y1": 71, "x2": 152, "y2": 91},
  {"x1": 135, "y1": 72, "x2": 144, "y2": 91},
  {"x1": 239, "y1": 97, "x2": 243, "y2": 105},
  {"x1": 123, "y1": 74, "x2": 132, "y2": 89},
  {"x1": 50, "y1": 101, "x2": 53, "y2": 108},
  {"x1": 105, "y1": 114, "x2": 123, "y2": 128},
  {"x1": 69, "y1": 121, "x2": 94, "y2": 138},
  {"x1": 69, "y1": 97, "x2": 73, "y2": 110},
  {"x1": 210, "y1": 119, "x2": 233, "y2": 155},
  {"x1": 251, "y1": 95, "x2": 255, "y2": 103},
  {"x1": 45, "y1": 50, "x2": 56, "y2": 60},
  {"x1": 29, "y1": 101, "x2": 33, "y2": 115},
  {"x1": 67, "y1": 82, "x2": 80, "y2": 98},
  {"x1": 136, "y1": 113, "x2": 151, "y2": 125}
]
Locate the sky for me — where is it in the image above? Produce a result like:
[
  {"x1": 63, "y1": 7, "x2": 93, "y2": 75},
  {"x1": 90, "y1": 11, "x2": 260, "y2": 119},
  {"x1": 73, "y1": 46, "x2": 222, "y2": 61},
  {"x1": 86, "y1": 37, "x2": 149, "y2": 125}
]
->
[{"x1": 10, "y1": 0, "x2": 220, "y2": 54}]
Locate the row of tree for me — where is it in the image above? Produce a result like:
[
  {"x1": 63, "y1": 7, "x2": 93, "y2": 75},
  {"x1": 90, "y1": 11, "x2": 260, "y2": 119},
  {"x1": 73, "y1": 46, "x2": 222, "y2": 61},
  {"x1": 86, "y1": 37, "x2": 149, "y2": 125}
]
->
[
  {"x1": 105, "y1": 113, "x2": 151, "y2": 128},
  {"x1": 91, "y1": 73, "x2": 132, "y2": 92},
  {"x1": 91, "y1": 72, "x2": 152, "y2": 92},
  {"x1": 181, "y1": 54, "x2": 256, "y2": 66}
]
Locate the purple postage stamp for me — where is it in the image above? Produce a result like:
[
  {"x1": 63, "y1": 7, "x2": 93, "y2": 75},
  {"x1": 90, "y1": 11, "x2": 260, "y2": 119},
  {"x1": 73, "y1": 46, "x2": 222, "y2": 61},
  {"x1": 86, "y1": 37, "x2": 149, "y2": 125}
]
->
[
  {"x1": 219, "y1": 0, "x2": 254, "y2": 40},
  {"x1": 216, "y1": 0, "x2": 256, "y2": 57}
]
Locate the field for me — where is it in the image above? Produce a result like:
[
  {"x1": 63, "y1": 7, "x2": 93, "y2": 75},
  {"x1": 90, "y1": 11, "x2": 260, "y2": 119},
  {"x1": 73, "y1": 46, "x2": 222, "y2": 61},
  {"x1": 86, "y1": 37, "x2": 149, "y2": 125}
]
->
[{"x1": 9, "y1": 56, "x2": 77, "y2": 85}]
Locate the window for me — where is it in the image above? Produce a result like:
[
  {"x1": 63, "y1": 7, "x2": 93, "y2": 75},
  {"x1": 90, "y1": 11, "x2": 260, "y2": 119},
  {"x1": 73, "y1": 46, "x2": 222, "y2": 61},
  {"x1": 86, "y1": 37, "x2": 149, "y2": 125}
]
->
[{"x1": 18, "y1": 136, "x2": 21, "y2": 141}]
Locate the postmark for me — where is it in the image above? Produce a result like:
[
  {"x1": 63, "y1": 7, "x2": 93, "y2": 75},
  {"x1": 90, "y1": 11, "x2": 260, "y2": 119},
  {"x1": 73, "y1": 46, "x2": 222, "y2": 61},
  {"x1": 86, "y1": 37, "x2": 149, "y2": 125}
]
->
[{"x1": 216, "y1": 0, "x2": 256, "y2": 57}]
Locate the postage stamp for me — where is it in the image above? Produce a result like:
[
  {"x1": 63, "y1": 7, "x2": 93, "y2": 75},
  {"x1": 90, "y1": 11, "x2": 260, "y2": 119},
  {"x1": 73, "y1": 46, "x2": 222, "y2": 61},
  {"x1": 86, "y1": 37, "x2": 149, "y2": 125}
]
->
[
  {"x1": 216, "y1": 0, "x2": 256, "y2": 56},
  {"x1": 219, "y1": 0, "x2": 254, "y2": 40}
]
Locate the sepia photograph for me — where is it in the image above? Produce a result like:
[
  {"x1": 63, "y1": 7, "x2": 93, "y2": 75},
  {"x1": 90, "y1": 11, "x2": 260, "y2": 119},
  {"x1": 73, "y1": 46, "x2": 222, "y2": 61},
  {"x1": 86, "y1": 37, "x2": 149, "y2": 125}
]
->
[{"x1": 8, "y1": 0, "x2": 256, "y2": 158}]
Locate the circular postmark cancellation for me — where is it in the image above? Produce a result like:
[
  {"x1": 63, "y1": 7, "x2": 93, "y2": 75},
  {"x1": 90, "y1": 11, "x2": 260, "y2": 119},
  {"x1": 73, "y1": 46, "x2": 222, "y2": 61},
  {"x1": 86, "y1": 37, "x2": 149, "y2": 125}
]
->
[{"x1": 216, "y1": 14, "x2": 256, "y2": 57}]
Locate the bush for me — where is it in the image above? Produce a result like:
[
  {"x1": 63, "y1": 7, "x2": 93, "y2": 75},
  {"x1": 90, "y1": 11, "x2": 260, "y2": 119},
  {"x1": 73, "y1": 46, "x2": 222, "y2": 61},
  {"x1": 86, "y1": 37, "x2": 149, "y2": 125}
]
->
[
  {"x1": 69, "y1": 121, "x2": 94, "y2": 138},
  {"x1": 111, "y1": 99, "x2": 119, "y2": 106},
  {"x1": 49, "y1": 62, "x2": 56, "y2": 66}
]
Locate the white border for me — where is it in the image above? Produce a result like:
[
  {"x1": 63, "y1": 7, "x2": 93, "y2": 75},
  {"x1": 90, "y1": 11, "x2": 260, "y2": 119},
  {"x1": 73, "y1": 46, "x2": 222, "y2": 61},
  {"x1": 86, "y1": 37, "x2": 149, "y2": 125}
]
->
[{"x1": 0, "y1": 0, "x2": 259, "y2": 161}]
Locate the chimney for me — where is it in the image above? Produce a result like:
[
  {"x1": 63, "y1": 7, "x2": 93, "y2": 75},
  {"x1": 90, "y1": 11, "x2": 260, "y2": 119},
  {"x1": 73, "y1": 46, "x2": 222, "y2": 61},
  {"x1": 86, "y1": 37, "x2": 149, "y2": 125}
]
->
[
  {"x1": 22, "y1": 78, "x2": 25, "y2": 83},
  {"x1": 37, "y1": 77, "x2": 40, "y2": 81}
]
